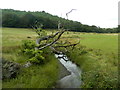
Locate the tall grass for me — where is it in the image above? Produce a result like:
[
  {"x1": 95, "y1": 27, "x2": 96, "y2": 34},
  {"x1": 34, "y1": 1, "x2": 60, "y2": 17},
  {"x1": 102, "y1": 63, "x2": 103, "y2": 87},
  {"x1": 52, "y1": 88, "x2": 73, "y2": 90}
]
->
[
  {"x1": 63, "y1": 32, "x2": 118, "y2": 88},
  {"x1": 67, "y1": 46, "x2": 118, "y2": 88},
  {"x1": 2, "y1": 28, "x2": 59, "y2": 88},
  {"x1": 3, "y1": 52, "x2": 59, "y2": 88},
  {"x1": 2, "y1": 28, "x2": 37, "y2": 46},
  {"x1": 63, "y1": 32, "x2": 118, "y2": 54},
  {"x1": 2, "y1": 28, "x2": 118, "y2": 88}
]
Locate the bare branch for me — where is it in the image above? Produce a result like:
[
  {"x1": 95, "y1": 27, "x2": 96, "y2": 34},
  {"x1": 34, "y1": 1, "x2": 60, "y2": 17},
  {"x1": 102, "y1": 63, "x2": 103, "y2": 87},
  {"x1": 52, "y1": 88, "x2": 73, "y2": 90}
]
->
[
  {"x1": 32, "y1": 21, "x2": 80, "y2": 52},
  {"x1": 50, "y1": 46, "x2": 62, "y2": 54},
  {"x1": 36, "y1": 30, "x2": 65, "y2": 45},
  {"x1": 54, "y1": 42, "x2": 79, "y2": 48},
  {"x1": 66, "y1": 9, "x2": 77, "y2": 19},
  {"x1": 38, "y1": 30, "x2": 66, "y2": 50}
]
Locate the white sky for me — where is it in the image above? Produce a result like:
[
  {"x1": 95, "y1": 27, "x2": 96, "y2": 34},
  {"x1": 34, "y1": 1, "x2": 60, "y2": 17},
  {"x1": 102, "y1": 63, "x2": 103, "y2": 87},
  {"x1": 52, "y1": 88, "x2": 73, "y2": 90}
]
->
[{"x1": 0, "y1": 0, "x2": 119, "y2": 28}]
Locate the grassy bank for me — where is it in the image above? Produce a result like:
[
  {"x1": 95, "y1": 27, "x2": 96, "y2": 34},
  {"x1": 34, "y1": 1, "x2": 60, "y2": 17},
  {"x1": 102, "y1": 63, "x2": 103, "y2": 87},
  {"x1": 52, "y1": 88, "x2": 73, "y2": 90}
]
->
[
  {"x1": 2, "y1": 28, "x2": 118, "y2": 88},
  {"x1": 3, "y1": 51, "x2": 59, "y2": 88},
  {"x1": 2, "y1": 28, "x2": 59, "y2": 88},
  {"x1": 67, "y1": 48, "x2": 118, "y2": 88},
  {"x1": 64, "y1": 32, "x2": 118, "y2": 88}
]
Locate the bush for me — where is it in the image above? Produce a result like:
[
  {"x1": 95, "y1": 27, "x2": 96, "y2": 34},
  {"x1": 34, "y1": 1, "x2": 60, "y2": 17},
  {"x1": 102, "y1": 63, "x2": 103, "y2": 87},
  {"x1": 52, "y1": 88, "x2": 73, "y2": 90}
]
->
[
  {"x1": 21, "y1": 40, "x2": 45, "y2": 64},
  {"x1": 21, "y1": 40, "x2": 36, "y2": 50}
]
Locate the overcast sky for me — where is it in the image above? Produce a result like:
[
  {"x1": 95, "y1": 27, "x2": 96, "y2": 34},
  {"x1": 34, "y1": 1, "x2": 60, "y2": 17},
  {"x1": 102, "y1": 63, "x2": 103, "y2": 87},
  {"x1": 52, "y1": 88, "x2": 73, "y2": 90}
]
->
[{"x1": 0, "y1": 0, "x2": 119, "y2": 28}]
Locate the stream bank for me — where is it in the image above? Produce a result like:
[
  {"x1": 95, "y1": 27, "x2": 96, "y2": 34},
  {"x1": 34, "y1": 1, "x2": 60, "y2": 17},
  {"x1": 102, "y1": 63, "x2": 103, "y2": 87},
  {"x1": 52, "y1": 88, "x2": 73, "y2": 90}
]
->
[{"x1": 55, "y1": 53, "x2": 82, "y2": 88}]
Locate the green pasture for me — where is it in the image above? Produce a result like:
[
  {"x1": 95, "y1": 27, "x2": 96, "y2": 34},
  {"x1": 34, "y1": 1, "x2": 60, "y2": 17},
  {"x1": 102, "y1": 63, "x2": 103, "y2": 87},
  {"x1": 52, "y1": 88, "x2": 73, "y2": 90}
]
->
[
  {"x1": 80, "y1": 33, "x2": 118, "y2": 54},
  {"x1": 2, "y1": 28, "x2": 59, "y2": 88},
  {"x1": 3, "y1": 28, "x2": 118, "y2": 55},
  {"x1": 63, "y1": 32, "x2": 118, "y2": 54},
  {"x1": 64, "y1": 32, "x2": 118, "y2": 88},
  {"x1": 2, "y1": 28, "x2": 37, "y2": 46},
  {"x1": 2, "y1": 28, "x2": 118, "y2": 88}
]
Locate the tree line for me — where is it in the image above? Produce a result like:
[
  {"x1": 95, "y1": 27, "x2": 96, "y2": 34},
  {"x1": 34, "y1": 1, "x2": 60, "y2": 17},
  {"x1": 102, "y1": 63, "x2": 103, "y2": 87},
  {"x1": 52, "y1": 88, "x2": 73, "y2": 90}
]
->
[{"x1": 1, "y1": 9, "x2": 119, "y2": 33}]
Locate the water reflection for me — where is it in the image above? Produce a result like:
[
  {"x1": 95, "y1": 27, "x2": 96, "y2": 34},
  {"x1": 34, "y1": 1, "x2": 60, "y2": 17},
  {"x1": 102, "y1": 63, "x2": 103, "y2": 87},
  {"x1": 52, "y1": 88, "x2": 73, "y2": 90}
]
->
[{"x1": 55, "y1": 54, "x2": 82, "y2": 88}]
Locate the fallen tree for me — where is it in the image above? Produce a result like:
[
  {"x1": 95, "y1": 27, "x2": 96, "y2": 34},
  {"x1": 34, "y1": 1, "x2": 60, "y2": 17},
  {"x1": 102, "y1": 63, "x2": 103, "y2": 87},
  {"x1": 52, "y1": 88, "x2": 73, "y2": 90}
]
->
[{"x1": 32, "y1": 22, "x2": 80, "y2": 54}]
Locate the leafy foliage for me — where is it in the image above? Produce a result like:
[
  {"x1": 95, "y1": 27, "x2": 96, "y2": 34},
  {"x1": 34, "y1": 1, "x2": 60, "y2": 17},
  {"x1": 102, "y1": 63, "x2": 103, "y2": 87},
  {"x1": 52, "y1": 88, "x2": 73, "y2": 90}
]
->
[
  {"x1": 32, "y1": 21, "x2": 47, "y2": 38},
  {"x1": 21, "y1": 40, "x2": 45, "y2": 64},
  {"x1": 2, "y1": 28, "x2": 59, "y2": 88},
  {"x1": 1, "y1": 9, "x2": 118, "y2": 33}
]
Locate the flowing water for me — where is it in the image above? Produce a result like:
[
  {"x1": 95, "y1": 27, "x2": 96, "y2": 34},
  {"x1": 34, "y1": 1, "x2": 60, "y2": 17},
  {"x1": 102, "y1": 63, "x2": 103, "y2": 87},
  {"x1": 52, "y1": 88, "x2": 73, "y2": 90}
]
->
[{"x1": 55, "y1": 53, "x2": 82, "y2": 88}]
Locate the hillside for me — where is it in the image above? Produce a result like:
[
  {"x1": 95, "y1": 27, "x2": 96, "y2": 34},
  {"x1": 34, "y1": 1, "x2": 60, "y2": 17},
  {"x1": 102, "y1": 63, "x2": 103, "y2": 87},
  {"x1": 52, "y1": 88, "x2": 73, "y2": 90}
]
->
[{"x1": 1, "y1": 9, "x2": 118, "y2": 33}]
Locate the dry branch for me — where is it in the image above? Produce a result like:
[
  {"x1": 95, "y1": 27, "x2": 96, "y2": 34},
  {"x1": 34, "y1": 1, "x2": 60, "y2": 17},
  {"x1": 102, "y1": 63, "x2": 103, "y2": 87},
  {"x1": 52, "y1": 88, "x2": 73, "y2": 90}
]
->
[
  {"x1": 33, "y1": 22, "x2": 80, "y2": 52},
  {"x1": 54, "y1": 42, "x2": 79, "y2": 48},
  {"x1": 38, "y1": 30, "x2": 66, "y2": 50},
  {"x1": 36, "y1": 30, "x2": 64, "y2": 45}
]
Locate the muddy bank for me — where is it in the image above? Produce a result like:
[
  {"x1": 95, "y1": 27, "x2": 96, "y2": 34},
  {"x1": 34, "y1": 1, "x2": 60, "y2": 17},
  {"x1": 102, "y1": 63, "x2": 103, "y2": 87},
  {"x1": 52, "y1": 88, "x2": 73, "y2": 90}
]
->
[
  {"x1": 55, "y1": 54, "x2": 82, "y2": 88},
  {"x1": 57, "y1": 59, "x2": 71, "y2": 80}
]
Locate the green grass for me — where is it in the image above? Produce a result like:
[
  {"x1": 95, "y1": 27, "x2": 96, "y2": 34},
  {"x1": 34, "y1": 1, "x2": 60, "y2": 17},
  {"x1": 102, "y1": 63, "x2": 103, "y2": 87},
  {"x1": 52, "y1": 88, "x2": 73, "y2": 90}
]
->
[
  {"x1": 67, "y1": 48, "x2": 118, "y2": 88},
  {"x1": 2, "y1": 28, "x2": 59, "y2": 88},
  {"x1": 64, "y1": 32, "x2": 118, "y2": 88},
  {"x1": 2, "y1": 28, "x2": 37, "y2": 63},
  {"x1": 2, "y1": 52, "x2": 59, "y2": 88},
  {"x1": 80, "y1": 33, "x2": 118, "y2": 54},
  {"x1": 63, "y1": 32, "x2": 118, "y2": 54},
  {"x1": 2, "y1": 28, "x2": 118, "y2": 88},
  {"x1": 2, "y1": 28, "x2": 37, "y2": 46}
]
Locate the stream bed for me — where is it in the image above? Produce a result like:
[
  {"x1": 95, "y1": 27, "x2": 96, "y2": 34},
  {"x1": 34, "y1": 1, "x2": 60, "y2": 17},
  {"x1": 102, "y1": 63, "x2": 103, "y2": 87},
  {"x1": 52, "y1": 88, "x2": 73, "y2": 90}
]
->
[{"x1": 55, "y1": 53, "x2": 82, "y2": 88}]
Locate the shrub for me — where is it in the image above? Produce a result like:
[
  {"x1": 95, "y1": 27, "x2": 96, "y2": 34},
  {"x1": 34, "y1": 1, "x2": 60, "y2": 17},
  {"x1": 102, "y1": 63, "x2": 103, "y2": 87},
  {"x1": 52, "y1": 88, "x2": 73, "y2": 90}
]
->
[{"x1": 21, "y1": 40, "x2": 45, "y2": 64}]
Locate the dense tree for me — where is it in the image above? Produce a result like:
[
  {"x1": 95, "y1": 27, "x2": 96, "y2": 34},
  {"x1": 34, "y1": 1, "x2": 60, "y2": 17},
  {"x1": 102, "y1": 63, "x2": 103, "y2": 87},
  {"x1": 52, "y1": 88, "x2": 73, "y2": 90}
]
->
[
  {"x1": 2, "y1": 13, "x2": 20, "y2": 27},
  {"x1": 118, "y1": 25, "x2": 120, "y2": 33},
  {"x1": 19, "y1": 13, "x2": 36, "y2": 28},
  {"x1": 1, "y1": 9, "x2": 118, "y2": 33}
]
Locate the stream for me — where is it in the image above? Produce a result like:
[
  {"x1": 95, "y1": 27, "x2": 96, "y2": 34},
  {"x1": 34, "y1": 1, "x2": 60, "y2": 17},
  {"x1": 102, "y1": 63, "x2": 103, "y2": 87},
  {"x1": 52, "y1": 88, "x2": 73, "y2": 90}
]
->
[{"x1": 55, "y1": 53, "x2": 82, "y2": 88}]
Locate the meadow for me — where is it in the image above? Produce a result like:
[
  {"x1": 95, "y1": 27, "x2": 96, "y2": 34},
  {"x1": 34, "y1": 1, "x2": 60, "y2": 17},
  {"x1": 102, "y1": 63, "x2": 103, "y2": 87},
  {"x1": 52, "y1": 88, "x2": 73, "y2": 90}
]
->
[
  {"x1": 63, "y1": 32, "x2": 118, "y2": 88},
  {"x1": 2, "y1": 28, "x2": 118, "y2": 88},
  {"x1": 2, "y1": 28, "x2": 59, "y2": 88}
]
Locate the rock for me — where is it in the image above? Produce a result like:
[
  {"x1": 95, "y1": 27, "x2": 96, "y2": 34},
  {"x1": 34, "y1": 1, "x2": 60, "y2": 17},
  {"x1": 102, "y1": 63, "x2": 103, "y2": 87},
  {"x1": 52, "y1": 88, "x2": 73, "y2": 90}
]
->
[
  {"x1": 2, "y1": 59, "x2": 21, "y2": 80},
  {"x1": 27, "y1": 36, "x2": 31, "y2": 38},
  {"x1": 23, "y1": 61, "x2": 32, "y2": 68}
]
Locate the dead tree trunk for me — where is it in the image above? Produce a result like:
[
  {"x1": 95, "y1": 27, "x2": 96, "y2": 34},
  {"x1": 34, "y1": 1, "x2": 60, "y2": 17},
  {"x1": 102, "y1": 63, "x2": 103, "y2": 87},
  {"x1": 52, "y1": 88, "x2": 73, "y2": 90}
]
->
[{"x1": 32, "y1": 23, "x2": 80, "y2": 53}]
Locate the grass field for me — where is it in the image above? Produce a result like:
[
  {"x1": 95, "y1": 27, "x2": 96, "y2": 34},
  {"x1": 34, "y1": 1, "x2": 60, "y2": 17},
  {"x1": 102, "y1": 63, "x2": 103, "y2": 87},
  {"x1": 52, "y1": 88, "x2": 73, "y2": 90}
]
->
[
  {"x1": 2, "y1": 28, "x2": 59, "y2": 88},
  {"x1": 63, "y1": 32, "x2": 118, "y2": 88},
  {"x1": 63, "y1": 32, "x2": 118, "y2": 54},
  {"x1": 2, "y1": 28, "x2": 36, "y2": 46},
  {"x1": 2, "y1": 28, "x2": 118, "y2": 88}
]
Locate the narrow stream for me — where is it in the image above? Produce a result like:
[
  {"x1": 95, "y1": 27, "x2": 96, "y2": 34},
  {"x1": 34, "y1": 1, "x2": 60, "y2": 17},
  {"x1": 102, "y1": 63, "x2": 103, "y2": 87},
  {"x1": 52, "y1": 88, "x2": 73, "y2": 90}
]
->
[{"x1": 55, "y1": 53, "x2": 82, "y2": 88}]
